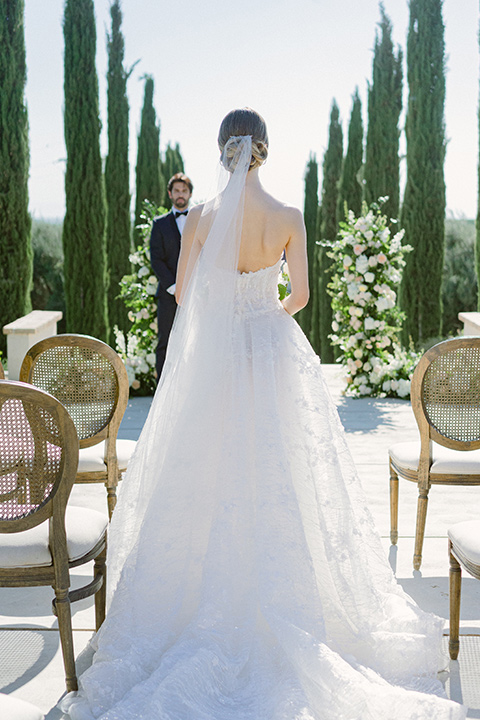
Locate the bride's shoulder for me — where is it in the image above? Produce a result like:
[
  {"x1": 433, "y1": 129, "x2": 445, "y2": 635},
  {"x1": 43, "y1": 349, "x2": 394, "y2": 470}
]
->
[{"x1": 271, "y1": 199, "x2": 304, "y2": 229}]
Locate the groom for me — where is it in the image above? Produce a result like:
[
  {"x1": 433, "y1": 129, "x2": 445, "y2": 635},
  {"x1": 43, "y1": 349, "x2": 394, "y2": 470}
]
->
[{"x1": 150, "y1": 172, "x2": 193, "y2": 379}]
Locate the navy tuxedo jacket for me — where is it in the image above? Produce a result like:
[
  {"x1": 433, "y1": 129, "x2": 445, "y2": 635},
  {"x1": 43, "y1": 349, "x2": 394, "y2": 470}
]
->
[{"x1": 149, "y1": 211, "x2": 181, "y2": 299}]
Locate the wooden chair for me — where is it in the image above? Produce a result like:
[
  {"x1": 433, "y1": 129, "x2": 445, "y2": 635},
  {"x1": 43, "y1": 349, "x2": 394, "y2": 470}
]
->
[
  {"x1": 448, "y1": 520, "x2": 480, "y2": 660},
  {"x1": 20, "y1": 334, "x2": 136, "y2": 519},
  {"x1": 389, "y1": 337, "x2": 480, "y2": 570},
  {"x1": 0, "y1": 359, "x2": 4, "y2": 379},
  {"x1": 0, "y1": 380, "x2": 107, "y2": 692}
]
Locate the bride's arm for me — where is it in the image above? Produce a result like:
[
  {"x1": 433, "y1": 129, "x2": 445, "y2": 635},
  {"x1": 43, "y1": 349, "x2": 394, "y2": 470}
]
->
[
  {"x1": 175, "y1": 205, "x2": 203, "y2": 304},
  {"x1": 282, "y1": 208, "x2": 309, "y2": 316}
]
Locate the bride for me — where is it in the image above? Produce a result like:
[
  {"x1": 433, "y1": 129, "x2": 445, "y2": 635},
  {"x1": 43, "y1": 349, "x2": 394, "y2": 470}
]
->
[{"x1": 63, "y1": 108, "x2": 465, "y2": 719}]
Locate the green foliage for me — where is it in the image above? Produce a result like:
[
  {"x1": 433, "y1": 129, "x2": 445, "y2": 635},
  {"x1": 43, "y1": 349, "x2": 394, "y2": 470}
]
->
[
  {"x1": 105, "y1": 0, "x2": 132, "y2": 335},
  {"x1": 0, "y1": 0, "x2": 32, "y2": 354},
  {"x1": 115, "y1": 201, "x2": 167, "y2": 395},
  {"x1": 443, "y1": 218, "x2": 477, "y2": 334},
  {"x1": 63, "y1": 0, "x2": 108, "y2": 341},
  {"x1": 477, "y1": 38, "x2": 480, "y2": 304},
  {"x1": 401, "y1": 0, "x2": 446, "y2": 345},
  {"x1": 31, "y1": 220, "x2": 66, "y2": 332},
  {"x1": 327, "y1": 202, "x2": 418, "y2": 398},
  {"x1": 297, "y1": 155, "x2": 319, "y2": 341},
  {"x1": 317, "y1": 100, "x2": 343, "y2": 362},
  {"x1": 338, "y1": 89, "x2": 363, "y2": 219},
  {"x1": 364, "y1": 3, "x2": 403, "y2": 222},
  {"x1": 162, "y1": 143, "x2": 185, "y2": 208},
  {"x1": 134, "y1": 77, "x2": 163, "y2": 241}
]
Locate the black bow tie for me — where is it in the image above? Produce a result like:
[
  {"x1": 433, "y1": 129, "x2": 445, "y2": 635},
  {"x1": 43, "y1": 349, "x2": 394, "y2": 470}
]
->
[{"x1": 174, "y1": 210, "x2": 188, "y2": 218}]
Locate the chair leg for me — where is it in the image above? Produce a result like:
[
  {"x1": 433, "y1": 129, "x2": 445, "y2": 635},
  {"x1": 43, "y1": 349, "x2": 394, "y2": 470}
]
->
[
  {"x1": 413, "y1": 485, "x2": 430, "y2": 571},
  {"x1": 55, "y1": 586, "x2": 78, "y2": 692},
  {"x1": 106, "y1": 484, "x2": 117, "y2": 519},
  {"x1": 389, "y1": 461, "x2": 399, "y2": 545},
  {"x1": 449, "y1": 540, "x2": 462, "y2": 660},
  {"x1": 94, "y1": 545, "x2": 107, "y2": 631}
]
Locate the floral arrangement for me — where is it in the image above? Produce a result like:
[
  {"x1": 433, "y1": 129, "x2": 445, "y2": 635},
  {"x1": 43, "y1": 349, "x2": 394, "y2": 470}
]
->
[
  {"x1": 326, "y1": 201, "x2": 419, "y2": 398},
  {"x1": 113, "y1": 201, "x2": 167, "y2": 394},
  {"x1": 278, "y1": 258, "x2": 291, "y2": 300}
]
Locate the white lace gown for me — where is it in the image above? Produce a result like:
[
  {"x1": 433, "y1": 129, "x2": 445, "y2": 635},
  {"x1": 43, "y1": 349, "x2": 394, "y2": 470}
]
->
[{"x1": 63, "y1": 261, "x2": 466, "y2": 720}]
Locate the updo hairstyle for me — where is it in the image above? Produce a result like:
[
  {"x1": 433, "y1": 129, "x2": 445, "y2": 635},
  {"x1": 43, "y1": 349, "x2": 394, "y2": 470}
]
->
[{"x1": 218, "y1": 108, "x2": 269, "y2": 171}]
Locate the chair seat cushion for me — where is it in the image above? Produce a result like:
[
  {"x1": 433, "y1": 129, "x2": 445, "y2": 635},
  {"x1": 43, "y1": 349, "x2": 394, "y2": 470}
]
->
[
  {"x1": 0, "y1": 692, "x2": 44, "y2": 719},
  {"x1": 448, "y1": 520, "x2": 480, "y2": 565},
  {"x1": 77, "y1": 439, "x2": 136, "y2": 474},
  {"x1": 389, "y1": 441, "x2": 480, "y2": 475},
  {"x1": 0, "y1": 506, "x2": 107, "y2": 568}
]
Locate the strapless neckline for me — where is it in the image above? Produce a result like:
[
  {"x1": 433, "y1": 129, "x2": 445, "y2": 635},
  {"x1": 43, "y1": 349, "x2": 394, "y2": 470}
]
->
[{"x1": 237, "y1": 258, "x2": 282, "y2": 276}]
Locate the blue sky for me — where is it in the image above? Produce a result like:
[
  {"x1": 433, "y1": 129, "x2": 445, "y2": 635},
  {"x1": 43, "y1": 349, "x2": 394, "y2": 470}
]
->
[{"x1": 24, "y1": 0, "x2": 478, "y2": 219}]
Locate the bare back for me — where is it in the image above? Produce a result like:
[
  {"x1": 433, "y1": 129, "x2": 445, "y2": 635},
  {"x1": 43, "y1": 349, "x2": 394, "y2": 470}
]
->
[
  {"x1": 176, "y1": 170, "x2": 309, "y2": 315},
  {"x1": 237, "y1": 184, "x2": 296, "y2": 273}
]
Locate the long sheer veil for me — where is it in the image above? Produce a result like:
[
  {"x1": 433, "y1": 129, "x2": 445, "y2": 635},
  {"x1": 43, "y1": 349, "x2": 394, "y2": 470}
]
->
[{"x1": 105, "y1": 135, "x2": 253, "y2": 601}]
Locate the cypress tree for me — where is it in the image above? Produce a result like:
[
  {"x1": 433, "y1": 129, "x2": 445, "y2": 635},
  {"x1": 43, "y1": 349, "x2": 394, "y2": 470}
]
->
[
  {"x1": 317, "y1": 101, "x2": 343, "y2": 363},
  {"x1": 105, "y1": 0, "x2": 131, "y2": 334},
  {"x1": 297, "y1": 155, "x2": 319, "y2": 340},
  {"x1": 364, "y1": 3, "x2": 403, "y2": 221},
  {"x1": 134, "y1": 76, "x2": 162, "y2": 238},
  {"x1": 162, "y1": 142, "x2": 185, "y2": 208},
  {"x1": 63, "y1": 0, "x2": 108, "y2": 341},
  {"x1": 337, "y1": 89, "x2": 363, "y2": 220},
  {"x1": 0, "y1": 0, "x2": 32, "y2": 355},
  {"x1": 400, "y1": 0, "x2": 446, "y2": 343}
]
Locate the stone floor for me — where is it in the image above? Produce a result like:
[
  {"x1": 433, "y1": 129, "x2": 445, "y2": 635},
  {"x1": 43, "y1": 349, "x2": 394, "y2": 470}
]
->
[{"x1": 1, "y1": 365, "x2": 479, "y2": 718}]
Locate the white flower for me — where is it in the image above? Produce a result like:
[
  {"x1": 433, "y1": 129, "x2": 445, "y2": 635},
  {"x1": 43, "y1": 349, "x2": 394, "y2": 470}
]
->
[
  {"x1": 364, "y1": 317, "x2": 376, "y2": 331},
  {"x1": 368, "y1": 255, "x2": 378, "y2": 267},
  {"x1": 380, "y1": 228, "x2": 390, "y2": 241},
  {"x1": 364, "y1": 230, "x2": 374, "y2": 241},
  {"x1": 363, "y1": 362, "x2": 371, "y2": 372},
  {"x1": 145, "y1": 283, "x2": 157, "y2": 296},
  {"x1": 354, "y1": 348, "x2": 363, "y2": 359},
  {"x1": 382, "y1": 380, "x2": 391, "y2": 392},
  {"x1": 354, "y1": 244, "x2": 365, "y2": 256},
  {"x1": 376, "y1": 297, "x2": 394, "y2": 312},
  {"x1": 347, "y1": 283, "x2": 359, "y2": 301},
  {"x1": 332, "y1": 320, "x2": 339, "y2": 332},
  {"x1": 138, "y1": 266, "x2": 150, "y2": 278},
  {"x1": 397, "y1": 379, "x2": 411, "y2": 398},
  {"x1": 335, "y1": 311, "x2": 343, "y2": 322},
  {"x1": 131, "y1": 379, "x2": 141, "y2": 390},
  {"x1": 359, "y1": 384, "x2": 372, "y2": 395},
  {"x1": 149, "y1": 320, "x2": 158, "y2": 331},
  {"x1": 356, "y1": 255, "x2": 369, "y2": 275},
  {"x1": 354, "y1": 307, "x2": 363, "y2": 317},
  {"x1": 343, "y1": 256, "x2": 353, "y2": 268},
  {"x1": 390, "y1": 379, "x2": 399, "y2": 391},
  {"x1": 146, "y1": 353, "x2": 156, "y2": 366},
  {"x1": 364, "y1": 272, "x2": 375, "y2": 284},
  {"x1": 377, "y1": 253, "x2": 387, "y2": 264}
]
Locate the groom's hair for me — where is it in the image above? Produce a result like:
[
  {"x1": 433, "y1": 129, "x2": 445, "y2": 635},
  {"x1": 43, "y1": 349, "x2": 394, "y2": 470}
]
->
[{"x1": 167, "y1": 173, "x2": 193, "y2": 193}]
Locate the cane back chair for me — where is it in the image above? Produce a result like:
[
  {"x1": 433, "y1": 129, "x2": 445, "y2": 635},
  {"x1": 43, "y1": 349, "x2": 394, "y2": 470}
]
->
[
  {"x1": 20, "y1": 334, "x2": 136, "y2": 518},
  {"x1": 389, "y1": 337, "x2": 480, "y2": 570},
  {"x1": 0, "y1": 380, "x2": 107, "y2": 692},
  {"x1": 0, "y1": 360, "x2": 4, "y2": 379},
  {"x1": 448, "y1": 520, "x2": 480, "y2": 660}
]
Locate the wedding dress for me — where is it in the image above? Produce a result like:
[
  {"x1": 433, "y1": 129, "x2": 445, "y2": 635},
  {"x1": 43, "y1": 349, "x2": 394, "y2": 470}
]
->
[{"x1": 62, "y1": 137, "x2": 465, "y2": 719}]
